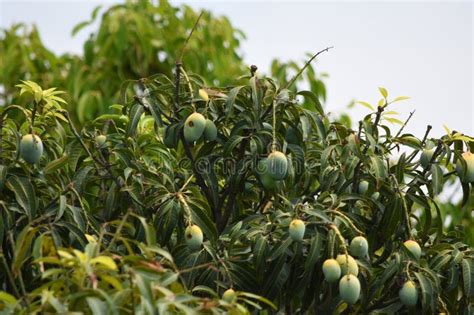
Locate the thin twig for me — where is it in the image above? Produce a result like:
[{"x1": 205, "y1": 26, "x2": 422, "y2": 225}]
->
[
  {"x1": 282, "y1": 46, "x2": 333, "y2": 91},
  {"x1": 178, "y1": 11, "x2": 204, "y2": 63},
  {"x1": 394, "y1": 110, "x2": 415, "y2": 139}
]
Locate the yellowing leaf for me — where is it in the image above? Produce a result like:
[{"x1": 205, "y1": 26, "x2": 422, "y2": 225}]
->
[
  {"x1": 443, "y1": 124, "x2": 452, "y2": 135},
  {"x1": 90, "y1": 256, "x2": 117, "y2": 271},
  {"x1": 392, "y1": 96, "x2": 410, "y2": 102},
  {"x1": 73, "y1": 250, "x2": 88, "y2": 264},
  {"x1": 384, "y1": 117, "x2": 404, "y2": 125},
  {"x1": 382, "y1": 111, "x2": 400, "y2": 116},
  {"x1": 100, "y1": 275, "x2": 123, "y2": 290},
  {"x1": 378, "y1": 87, "x2": 388, "y2": 98},
  {"x1": 356, "y1": 101, "x2": 374, "y2": 111},
  {"x1": 0, "y1": 291, "x2": 17, "y2": 305},
  {"x1": 85, "y1": 234, "x2": 97, "y2": 244},
  {"x1": 57, "y1": 250, "x2": 74, "y2": 260}
]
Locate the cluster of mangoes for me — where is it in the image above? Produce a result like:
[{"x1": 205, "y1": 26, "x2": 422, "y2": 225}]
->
[
  {"x1": 183, "y1": 112, "x2": 217, "y2": 143},
  {"x1": 321, "y1": 237, "x2": 421, "y2": 307}
]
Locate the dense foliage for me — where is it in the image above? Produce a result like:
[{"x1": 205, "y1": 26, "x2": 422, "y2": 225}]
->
[
  {"x1": 1, "y1": 61, "x2": 474, "y2": 313},
  {"x1": 1, "y1": 1, "x2": 473, "y2": 314}
]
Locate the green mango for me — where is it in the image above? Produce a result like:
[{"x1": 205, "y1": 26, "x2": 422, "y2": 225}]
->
[
  {"x1": 183, "y1": 112, "x2": 206, "y2": 143},
  {"x1": 20, "y1": 134, "x2": 43, "y2": 164},
  {"x1": 399, "y1": 280, "x2": 418, "y2": 307},
  {"x1": 95, "y1": 135, "x2": 107, "y2": 148},
  {"x1": 268, "y1": 151, "x2": 288, "y2": 180},
  {"x1": 350, "y1": 236, "x2": 368, "y2": 258},
  {"x1": 339, "y1": 275, "x2": 361, "y2": 304},
  {"x1": 203, "y1": 119, "x2": 217, "y2": 141},
  {"x1": 185, "y1": 225, "x2": 203, "y2": 250},
  {"x1": 257, "y1": 158, "x2": 280, "y2": 190},
  {"x1": 289, "y1": 219, "x2": 305, "y2": 242},
  {"x1": 456, "y1": 151, "x2": 474, "y2": 183},
  {"x1": 323, "y1": 259, "x2": 341, "y2": 283},
  {"x1": 403, "y1": 240, "x2": 421, "y2": 260},
  {"x1": 222, "y1": 288, "x2": 236, "y2": 303}
]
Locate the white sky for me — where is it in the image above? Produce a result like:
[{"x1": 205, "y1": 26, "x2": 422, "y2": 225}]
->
[{"x1": 1, "y1": 0, "x2": 473, "y2": 139}]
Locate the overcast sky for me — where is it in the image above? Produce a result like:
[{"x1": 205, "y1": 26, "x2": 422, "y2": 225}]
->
[{"x1": 1, "y1": 0, "x2": 472, "y2": 138}]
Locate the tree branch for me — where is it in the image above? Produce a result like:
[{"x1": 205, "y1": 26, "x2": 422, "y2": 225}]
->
[{"x1": 282, "y1": 46, "x2": 334, "y2": 91}]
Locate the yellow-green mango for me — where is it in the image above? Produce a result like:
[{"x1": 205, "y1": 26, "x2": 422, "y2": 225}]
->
[
  {"x1": 222, "y1": 288, "x2": 236, "y2": 303},
  {"x1": 185, "y1": 225, "x2": 203, "y2": 250},
  {"x1": 323, "y1": 259, "x2": 341, "y2": 283},
  {"x1": 183, "y1": 112, "x2": 206, "y2": 143},
  {"x1": 336, "y1": 254, "x2": 359, "y2": 276},
  {"x1": 339, "y1": 274, "x2": 361, "y2": 304},
  {"x1": 403, "y1": 240, "x2": 421, "y2": 260},
  {"x1": 399, "y1": 280, "x2": 418, "y2": 306},
  {"x1": 289, "y1": 219, "x2": 305, "y2": 242},
  {"x1": 20, "y1": 134, "x2": 43, "y2": 164},
  {"x1": 456, "y1": 151, "x2": 474, "y2": 183}
]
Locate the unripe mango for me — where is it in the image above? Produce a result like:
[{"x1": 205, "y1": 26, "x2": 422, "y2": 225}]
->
[
  {"x1": 403, "y1": 240, "x2": 421, "y2": 260},
  {"x1": 322, "y1": 259, "x2": 341, "y2": 283},
  {"x1": 289, "y1": 219, "x2": 305, "y2": 242},
  {"x1": 185, "y1": 225, "x2": 203, "y2": 250},
  {"x1": 20, "y1": 134, "x2": 43, "y2": 164},
  {"x1": 268, "y1": 151, "x2": 288, "y2": 180},
  {"x1": 420, "y1": 148, "x2": 434, "y2": 168},
  {"x1": 203, "y1": 119, "x2": 217, "y2": 141},
  {"x1": 399, "y1": 280, "x2": 418, "y2": 307},
  {"x1": 222, "y1": 288, "x2": 236, "y2": 303},
  {"x1": 371, "y1": 191, "x2": 380, "y2": 200},
  {"x1": 339, "y1": 274, "x2": 361, "y2": 304},
  {"x1": 358, "y1": 180, "x2": 369, "y2": 194},
  {"x1": 456, "y1": 151, "x2": 474, "y2": 183},
  {"x1": 257, "y1": 159, "x2": 279, "y2": 190},
  {"x1": 336, "y1": 254, "x2": 359, "y2": 276},
  {"x1": 183, "y1": 112, "x2": 206, "y2": 143},
  {"x1": 350, "y1": 236, "x2": 368, "y2": 258},
  {"x1": 95, "y1": 135, "x2": 107, "y2": 148},
  {"x1": 199, "y1": 89, "x2": 209, "y2": 102}
]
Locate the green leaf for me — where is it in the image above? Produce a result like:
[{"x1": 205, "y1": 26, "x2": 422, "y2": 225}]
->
[
  {"x1": 72, "y1": 21, "x2": 91, "y2": 36},
  {"x1": 269, "y1": 238, "x2": 292, "y2": 261},
  {"x1": 462, "y1": 258, "x2": 474, "y2": 297},
  {"x1": 126, "y1": 103, "x2": 145, "y2": 137},
  {"x1": 370, "y1": 155, "x2": 386, "y2": 180},
  {"x1": 6, "y1": 175, "x2": 37, "y2": 217},
  {"x1": 87, "y1": 297, "x2": 108, "y2": 315},
  {"x1": 415, "y1": 272, "x2": 436, "y2": 312},
  {"x1": 431, "y1": 164, "x2": 443, "y2": 195},
  {"x1": 225, "y1": 86, "x2": 245, "y2": 119},
  {"x1": 298, "y1": 90, "x2": 324, "y2": 115},
  {"x1": 44, "y1": 155, "x2": 68, "y2": 174},
  {"x1": 304, "y1": 231, "x2": 322, "y2": 271},
  {"x1": 12, "y1": 226, "x2": 38, "y2": 274},
  {"x1": 0, "y1": 165, "x2": 7, "y2": 191}
]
